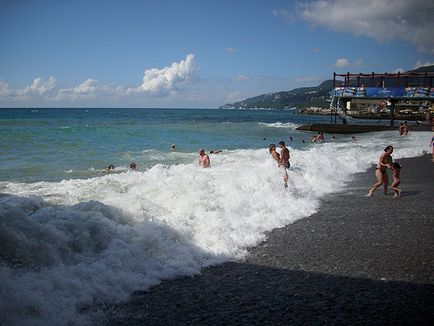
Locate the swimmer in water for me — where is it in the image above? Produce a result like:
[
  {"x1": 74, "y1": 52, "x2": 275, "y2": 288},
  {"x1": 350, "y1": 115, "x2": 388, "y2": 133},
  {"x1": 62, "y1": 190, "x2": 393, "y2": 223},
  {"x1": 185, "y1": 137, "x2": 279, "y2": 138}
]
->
[
  {"x1": 198, "y1": 148, "x2": 210, "y2": 168},
  {"x1": 278, "y1": 141, "x2": 290, "y2": 188},
  {"x1": 102, "y1": 164, "x2": 115, "y2": 173}
]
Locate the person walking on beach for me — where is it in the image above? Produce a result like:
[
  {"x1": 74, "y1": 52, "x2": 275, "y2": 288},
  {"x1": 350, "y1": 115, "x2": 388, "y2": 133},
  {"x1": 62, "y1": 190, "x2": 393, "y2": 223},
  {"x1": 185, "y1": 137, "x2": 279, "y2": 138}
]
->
[
  {"x1": 391, "y1": 162, "x2": 402, "y2": 198},
  {"x1": 367, "y1": 145, "x2": 394, "y2": 196},
  {"x1": 198, "y1": 148, "x2": 210, "y2": 168},
  {"x1": 278, "y1": 141, "x2": 290, "y2": 188},
  {"x1": 268, "y1": 144, "x2": 280, "y2": 163}
]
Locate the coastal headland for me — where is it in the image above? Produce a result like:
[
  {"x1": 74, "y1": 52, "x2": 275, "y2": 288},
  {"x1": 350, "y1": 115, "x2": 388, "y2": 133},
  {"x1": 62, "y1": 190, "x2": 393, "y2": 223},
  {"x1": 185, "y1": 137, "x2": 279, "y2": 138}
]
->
[{"x1": 106, "y1": 155, "x2": 434, "y2": 325}]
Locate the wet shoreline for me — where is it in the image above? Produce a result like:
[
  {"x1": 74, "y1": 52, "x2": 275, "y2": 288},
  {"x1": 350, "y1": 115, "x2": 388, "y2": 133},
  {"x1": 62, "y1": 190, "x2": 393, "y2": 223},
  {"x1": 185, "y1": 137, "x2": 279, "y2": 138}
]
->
[{"x1": 105, "y1": 155, "x2": 434, "y2": 325}]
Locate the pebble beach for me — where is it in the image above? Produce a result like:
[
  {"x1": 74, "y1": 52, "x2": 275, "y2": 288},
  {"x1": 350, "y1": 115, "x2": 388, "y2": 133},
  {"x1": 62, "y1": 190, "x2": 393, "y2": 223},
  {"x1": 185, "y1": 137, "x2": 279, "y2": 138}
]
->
[{"x1": 106, "y1": 155, "x2": 434, "y2": 325}]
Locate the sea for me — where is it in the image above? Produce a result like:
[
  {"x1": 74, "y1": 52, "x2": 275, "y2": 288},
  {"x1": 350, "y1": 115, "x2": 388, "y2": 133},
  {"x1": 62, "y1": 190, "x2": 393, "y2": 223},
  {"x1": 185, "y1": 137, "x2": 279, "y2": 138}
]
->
[{"x1": 0, "y1": 108, "x2": 431, "y2": 324}]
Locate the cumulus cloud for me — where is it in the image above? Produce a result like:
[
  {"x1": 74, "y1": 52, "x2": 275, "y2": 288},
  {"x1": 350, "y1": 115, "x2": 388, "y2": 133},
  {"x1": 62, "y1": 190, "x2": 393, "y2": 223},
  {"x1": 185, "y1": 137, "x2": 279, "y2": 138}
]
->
[
  {"x1": 129, "y1": 53, "x2": 197, "y2": 96},
  {"x1": 0, "y1": 78, "x2": 29, "y2": 100},
  {"x1": 334, "y1": 58, "x2": 349, "y2": 68},
  {"x1": 24, "y1": 77, "x2": 56, "y2": 95},
  {"x1": 53, "y1": 79, "x2": 100, "y2": 101},
  {"x1": 279, "y1": 0, "x2": 434, "y2": 52}
]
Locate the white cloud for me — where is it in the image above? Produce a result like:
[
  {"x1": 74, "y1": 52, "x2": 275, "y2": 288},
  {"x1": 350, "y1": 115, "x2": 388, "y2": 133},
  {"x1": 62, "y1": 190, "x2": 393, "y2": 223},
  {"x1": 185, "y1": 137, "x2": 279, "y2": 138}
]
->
[
  {"x1": 225, "y1": 48, "x2": 237, "y2": 54},
  {"x1": 288, "y1": 0, "x2": 434, "y2": 52},
  {"x1": 24, "y1": 77, "x2": 55, "y2": 95},
  {"x1": 0, "y1": 78, "x2": 29, "y2": 100},
  {"x1": 334, "y1": 58, "x2": 349, "y2": 68},
  {"x1": 53, "y1": 79, "x2": 100, "y2": 101},
  {"x1": 129, "y1": 53, "x2": 197, "y2": 96},
  {"x1": 0, "y1": 54, "x2": 198, "y2": 104},
  {"x1": 413, "y1": 60, "x2": 434, "y2": 69}
]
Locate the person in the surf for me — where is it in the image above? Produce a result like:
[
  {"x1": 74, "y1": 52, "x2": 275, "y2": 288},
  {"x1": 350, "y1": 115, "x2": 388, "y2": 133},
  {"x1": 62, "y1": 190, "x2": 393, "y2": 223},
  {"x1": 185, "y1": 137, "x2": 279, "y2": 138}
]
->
[
  {"x1": 278, "y1": 141, "x2": 290, "y2": 188},
  {"x1": 268, "y1": 144, "x2": 280, "y2": 163},
  {"x1": 102, "y1": 164, "x2": 115, "y2": 173},
  {"x1": 198, "y1": 148, "x2": 210, "y2": 168}
]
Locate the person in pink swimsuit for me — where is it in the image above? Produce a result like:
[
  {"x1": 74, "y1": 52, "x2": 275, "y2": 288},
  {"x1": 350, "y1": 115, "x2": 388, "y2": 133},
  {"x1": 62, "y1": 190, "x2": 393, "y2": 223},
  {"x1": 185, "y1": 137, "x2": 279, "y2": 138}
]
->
[{"x1": 198, "y1": 148, "x2": 210, "y2": 168}]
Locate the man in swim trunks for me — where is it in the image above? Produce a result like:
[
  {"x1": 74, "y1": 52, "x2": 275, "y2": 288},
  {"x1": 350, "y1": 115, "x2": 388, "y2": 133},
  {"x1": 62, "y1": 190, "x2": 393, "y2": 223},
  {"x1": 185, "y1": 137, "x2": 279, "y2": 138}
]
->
[
  {"x1": 278, "y1": 141, "x2": 290, "y2": 188},
  {"x1": 198, "y1": 148, "x2": 210, "y2": 168}
]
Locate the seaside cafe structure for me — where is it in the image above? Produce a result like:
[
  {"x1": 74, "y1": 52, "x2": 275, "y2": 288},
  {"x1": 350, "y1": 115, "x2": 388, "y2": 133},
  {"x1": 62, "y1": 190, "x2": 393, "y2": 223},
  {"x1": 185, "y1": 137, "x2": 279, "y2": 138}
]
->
[{"x1": 330, "y1": 71, "x2": 434, "y2": 125}]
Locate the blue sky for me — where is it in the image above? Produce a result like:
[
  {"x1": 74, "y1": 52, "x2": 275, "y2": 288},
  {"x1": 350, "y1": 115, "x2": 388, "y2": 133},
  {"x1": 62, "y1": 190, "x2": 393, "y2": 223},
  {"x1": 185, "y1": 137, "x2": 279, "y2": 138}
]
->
[{"x1": 1, "y1": 0, "x2": 433, "y2": 108}]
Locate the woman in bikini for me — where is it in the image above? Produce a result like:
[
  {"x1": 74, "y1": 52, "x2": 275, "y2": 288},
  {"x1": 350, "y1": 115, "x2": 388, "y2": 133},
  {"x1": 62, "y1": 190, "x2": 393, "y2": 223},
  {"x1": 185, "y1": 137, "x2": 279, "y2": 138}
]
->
[{"x1": 367, "y1": 145, "x2": 393, "y2": 196}]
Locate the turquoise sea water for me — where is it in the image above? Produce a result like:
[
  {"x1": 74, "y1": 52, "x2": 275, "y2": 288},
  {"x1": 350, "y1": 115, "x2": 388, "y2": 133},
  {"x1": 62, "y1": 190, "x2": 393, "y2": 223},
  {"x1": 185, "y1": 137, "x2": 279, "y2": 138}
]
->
[{"x1": 0, "y1": 108, "x2": 332, "y2": 182}]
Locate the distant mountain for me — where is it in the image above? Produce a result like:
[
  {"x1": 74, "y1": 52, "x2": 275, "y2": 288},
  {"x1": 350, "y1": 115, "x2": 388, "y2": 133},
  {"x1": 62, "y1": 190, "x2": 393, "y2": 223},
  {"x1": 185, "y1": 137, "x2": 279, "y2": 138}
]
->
[{"x1": 220, "y1": 65, "x2": 434, "y2": 110}]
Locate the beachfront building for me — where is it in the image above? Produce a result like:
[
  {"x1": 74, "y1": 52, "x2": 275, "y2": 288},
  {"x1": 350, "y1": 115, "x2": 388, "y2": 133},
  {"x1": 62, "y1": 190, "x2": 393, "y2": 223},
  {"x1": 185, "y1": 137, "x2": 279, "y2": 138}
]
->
[{"x1": 330, "y1": 72, "x2": 434, "y2": 125}]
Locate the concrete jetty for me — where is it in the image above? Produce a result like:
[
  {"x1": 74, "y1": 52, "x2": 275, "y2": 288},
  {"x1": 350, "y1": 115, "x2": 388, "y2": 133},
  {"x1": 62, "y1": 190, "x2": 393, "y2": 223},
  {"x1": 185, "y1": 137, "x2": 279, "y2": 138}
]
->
[{"x1": 296, "y1": 123, "x2": 432, "y2": 134}]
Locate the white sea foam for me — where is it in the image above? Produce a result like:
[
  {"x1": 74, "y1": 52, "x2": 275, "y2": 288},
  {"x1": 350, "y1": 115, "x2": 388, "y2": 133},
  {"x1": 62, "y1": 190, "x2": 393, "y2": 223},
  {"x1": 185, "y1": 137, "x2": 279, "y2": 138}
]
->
[
  {"x1": 259, "y1": 121, "x2": 299, "y2": 129},
  {"x1": 0, "y1": 131, "x2": 430, "y2": 324}
]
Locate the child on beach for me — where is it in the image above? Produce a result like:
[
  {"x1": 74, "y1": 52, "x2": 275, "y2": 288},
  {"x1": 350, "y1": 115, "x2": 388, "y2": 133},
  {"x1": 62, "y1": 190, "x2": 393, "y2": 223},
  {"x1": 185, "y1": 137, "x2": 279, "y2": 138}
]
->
[{"x1": 391, "y1": 162, "x2": 402, "y2": 198}]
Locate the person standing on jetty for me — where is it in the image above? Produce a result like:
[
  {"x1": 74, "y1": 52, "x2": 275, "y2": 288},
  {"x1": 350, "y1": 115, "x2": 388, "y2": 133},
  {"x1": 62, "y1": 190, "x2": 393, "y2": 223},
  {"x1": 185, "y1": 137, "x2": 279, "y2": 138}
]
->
[
  {"x1": 198, "y1": 148, "x2": 210, "y2": 168},
  {"x1": 278, "y1": 141, "x2": 290, "y2": 188},
  {"x1": 367, "y1": 145, "x2": 394, "y2": 196}
]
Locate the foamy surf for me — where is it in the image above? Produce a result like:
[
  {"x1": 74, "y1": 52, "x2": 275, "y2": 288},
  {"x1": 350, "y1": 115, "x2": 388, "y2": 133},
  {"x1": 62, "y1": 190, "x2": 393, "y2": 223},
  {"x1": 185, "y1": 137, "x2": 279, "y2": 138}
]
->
[
  {"x1": 259, "y1": 121, "x2": 299, "y2": 129},
  {"x1": 0, "y1": 131, "x2": 431, "y2": 324}
]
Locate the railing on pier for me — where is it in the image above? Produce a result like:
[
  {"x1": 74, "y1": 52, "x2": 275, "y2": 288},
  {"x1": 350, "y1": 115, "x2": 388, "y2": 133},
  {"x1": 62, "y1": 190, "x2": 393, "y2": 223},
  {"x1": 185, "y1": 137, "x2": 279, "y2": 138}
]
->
[
  {"x1": 329, "y1": 71, "x2": 434, "y2": 124},
  {"x1": 331, "y1": 86, "x2": 433, "y2": 99},
  {"x1": 333, "y1": 72, "x2": 434, "y2": 89}
]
